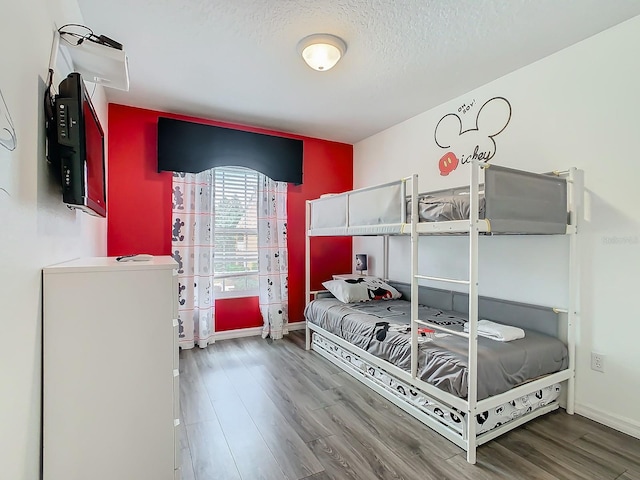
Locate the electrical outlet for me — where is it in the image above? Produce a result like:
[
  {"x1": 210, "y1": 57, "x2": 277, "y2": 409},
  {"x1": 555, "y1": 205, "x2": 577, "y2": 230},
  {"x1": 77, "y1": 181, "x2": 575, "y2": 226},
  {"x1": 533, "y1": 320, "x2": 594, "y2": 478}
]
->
[{"x1": 591, "y1": 352, "x2": 605, "y2": 373}]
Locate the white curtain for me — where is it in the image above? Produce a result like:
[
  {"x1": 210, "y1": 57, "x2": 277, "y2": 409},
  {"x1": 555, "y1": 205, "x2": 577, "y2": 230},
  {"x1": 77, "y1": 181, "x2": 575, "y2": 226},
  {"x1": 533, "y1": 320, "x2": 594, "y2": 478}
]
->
[
  {"x1": 258, "y1": 174, "x2": 289, "y2": 340},
  {"x1": 171, "y1": 171, "x2": 216, "y2": 349}
]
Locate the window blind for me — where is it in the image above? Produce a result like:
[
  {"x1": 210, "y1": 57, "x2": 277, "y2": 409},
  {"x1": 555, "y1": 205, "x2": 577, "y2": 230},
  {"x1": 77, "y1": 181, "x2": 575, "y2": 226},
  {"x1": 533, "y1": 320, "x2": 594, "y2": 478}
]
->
[{"x1": 213, "y1": 167, "x2": 259, "y2": 293}]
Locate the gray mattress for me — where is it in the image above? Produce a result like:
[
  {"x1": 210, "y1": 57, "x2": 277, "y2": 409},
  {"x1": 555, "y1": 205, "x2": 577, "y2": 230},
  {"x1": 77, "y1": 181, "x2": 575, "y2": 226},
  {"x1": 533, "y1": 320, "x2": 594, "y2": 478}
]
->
[
  {"x1": 305, "y1": 298, "x2": 568, "y2": 400},
  {"x1": 412, "y1": 193, "x2": 486, "y2": 222}
]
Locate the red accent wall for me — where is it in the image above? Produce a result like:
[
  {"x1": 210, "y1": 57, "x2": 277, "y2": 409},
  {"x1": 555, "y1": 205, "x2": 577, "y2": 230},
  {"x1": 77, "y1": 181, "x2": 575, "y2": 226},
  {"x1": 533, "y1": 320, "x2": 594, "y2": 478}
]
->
[{"x1": 107, "y1": 104, "x2": 352, "y2": 330}]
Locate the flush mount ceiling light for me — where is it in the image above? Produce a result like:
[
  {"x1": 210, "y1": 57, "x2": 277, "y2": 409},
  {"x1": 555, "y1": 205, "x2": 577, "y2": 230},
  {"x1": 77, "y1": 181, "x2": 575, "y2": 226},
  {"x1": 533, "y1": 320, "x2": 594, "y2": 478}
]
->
[{"x1": 297, "y1": 34, "x2": 347, "y2": 72}]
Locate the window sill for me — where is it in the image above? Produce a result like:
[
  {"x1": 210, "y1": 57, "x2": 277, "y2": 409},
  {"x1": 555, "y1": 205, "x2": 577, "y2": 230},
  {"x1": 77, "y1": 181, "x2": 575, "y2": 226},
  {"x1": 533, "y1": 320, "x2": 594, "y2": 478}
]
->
[{"x1": 215, "y1": 289, "x2": 259, "y2": 300}]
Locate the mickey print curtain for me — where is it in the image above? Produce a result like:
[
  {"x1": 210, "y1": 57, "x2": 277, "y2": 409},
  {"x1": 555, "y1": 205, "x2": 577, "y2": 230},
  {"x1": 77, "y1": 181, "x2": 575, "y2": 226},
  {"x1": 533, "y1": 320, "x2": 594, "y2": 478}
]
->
[
  {"x1": 171, "y1": 169, "x2": 289, "y2": 347},
  {"x1": 257, "y1": 174, "x2": 289, "y2": 340},
  {"x1": 171, "y1": 171, "x2": 216, "y2": 349}
]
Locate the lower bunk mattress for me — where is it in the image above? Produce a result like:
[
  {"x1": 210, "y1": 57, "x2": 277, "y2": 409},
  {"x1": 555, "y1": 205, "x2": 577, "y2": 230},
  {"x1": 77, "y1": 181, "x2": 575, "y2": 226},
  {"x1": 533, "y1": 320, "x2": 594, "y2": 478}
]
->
[{"x1": 304, "y1": 298, "x2": 568, "y2": 400}]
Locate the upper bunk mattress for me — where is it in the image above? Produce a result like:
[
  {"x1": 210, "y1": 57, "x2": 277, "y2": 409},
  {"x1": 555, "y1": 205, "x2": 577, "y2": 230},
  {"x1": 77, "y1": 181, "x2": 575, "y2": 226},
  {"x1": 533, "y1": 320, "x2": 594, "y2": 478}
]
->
[{"x1": 305, "y1": 298, "x2": 568, "y2": 400}]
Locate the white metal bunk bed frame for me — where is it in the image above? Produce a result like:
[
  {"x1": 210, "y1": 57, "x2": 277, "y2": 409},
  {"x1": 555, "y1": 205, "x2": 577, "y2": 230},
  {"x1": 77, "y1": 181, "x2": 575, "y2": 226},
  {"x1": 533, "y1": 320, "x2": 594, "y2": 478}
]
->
[{"x1": 304, "y1": 161, "x2": 583, "y2": 464}]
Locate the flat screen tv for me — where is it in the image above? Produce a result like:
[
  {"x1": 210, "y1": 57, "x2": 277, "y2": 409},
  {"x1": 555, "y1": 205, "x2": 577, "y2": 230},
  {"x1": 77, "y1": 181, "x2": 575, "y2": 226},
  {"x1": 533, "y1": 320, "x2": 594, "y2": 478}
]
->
[{"x1": 50, "y1": 72, "x2": 106, "y2": 217}]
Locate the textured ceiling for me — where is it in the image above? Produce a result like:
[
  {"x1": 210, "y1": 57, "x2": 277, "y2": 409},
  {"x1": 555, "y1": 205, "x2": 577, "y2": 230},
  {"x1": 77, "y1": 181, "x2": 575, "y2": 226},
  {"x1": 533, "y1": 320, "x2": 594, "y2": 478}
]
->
[{"x1": 76, "y1": 0, "x2": 640, "y2": 144}]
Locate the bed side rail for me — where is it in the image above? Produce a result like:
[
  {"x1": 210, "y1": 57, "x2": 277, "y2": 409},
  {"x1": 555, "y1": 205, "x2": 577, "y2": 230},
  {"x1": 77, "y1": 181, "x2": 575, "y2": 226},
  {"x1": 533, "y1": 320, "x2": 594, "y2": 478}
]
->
[
  {"x1": 308, "y1": 177, "x2": 413, "y2": 232},
  {"x1": 484, "y1": 165, "x2": 568, "y2": 234}
]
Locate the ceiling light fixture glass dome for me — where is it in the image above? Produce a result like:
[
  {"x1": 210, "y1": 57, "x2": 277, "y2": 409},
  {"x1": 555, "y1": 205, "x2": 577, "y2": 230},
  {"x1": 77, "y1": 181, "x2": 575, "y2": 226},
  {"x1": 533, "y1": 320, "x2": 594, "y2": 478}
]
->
[{"x1": 297, "y1": 34, "x2": 347, "y2": 72}]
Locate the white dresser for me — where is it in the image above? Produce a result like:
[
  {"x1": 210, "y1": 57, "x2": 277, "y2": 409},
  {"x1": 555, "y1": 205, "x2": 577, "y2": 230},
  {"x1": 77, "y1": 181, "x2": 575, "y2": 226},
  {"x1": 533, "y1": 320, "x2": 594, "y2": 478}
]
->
[{"x1": 43, "y1": 256, "x2": 180, "y2": 480}]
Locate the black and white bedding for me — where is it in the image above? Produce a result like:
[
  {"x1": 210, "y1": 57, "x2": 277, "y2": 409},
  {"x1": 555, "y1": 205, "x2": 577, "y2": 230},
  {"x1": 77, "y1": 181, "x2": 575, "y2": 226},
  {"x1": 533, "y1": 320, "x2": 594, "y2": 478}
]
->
[{"x1": 304, "y1": 298, "x2": 568, "y2": 400}]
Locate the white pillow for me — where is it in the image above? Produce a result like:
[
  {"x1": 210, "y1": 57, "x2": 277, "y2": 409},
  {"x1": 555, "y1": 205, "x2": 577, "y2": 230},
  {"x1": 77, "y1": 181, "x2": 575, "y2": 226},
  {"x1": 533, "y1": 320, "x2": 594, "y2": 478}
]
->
[{"x1": 322, "y1": 277, "x2": 402, "y2": 303}]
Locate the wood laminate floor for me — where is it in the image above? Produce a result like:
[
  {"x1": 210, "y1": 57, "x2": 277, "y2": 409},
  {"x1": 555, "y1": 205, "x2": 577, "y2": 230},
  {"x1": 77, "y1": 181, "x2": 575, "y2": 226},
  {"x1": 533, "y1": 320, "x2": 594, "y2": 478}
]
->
[{"x1": 178, "y1": 331, "x2": 640, "y2": 480}]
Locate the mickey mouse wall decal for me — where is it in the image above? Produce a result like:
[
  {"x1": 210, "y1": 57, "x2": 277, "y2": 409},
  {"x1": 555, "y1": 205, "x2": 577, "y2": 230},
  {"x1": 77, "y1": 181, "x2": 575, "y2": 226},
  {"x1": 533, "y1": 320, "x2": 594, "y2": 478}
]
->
[{"x1": 434, "y1": 96, "x2": 512, "y2": 176}]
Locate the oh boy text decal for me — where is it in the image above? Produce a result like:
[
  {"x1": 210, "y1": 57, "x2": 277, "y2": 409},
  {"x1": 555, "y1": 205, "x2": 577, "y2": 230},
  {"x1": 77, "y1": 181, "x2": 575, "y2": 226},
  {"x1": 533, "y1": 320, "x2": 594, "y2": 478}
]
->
[{"x1": 434, "y1": 96, "x2": 511, "y2": 176}]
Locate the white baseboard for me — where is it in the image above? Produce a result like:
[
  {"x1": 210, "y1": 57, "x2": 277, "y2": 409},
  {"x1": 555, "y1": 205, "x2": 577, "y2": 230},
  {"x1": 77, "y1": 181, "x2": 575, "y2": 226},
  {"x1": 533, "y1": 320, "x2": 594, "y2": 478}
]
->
[
  {"x1": 214, "y1": 326, "x2": 263, "y2": 341},
  {"x1": 213, "y1": 321, "x2": 306, "y2": 342},
  {"x1": 575, "y1": 402, "x2": 640, "y2": 439},
  {"x1": 288, "y1": 322, "x2": 307, "y2": 331}
]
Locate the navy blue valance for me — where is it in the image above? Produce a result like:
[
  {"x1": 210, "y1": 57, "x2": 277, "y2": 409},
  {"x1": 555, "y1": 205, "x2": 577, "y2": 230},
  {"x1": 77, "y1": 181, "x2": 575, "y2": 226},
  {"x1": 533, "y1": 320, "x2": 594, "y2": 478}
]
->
[{"x1": 157, "y1": 117, "x2": 303, "y2": 184}]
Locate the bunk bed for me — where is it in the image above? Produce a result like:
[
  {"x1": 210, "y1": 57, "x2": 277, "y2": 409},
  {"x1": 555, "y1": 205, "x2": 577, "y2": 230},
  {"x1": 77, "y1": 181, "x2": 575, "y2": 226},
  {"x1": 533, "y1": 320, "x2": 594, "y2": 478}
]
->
[{"x1": 304, "y1": 162, "x2": 583, "y2": 464}]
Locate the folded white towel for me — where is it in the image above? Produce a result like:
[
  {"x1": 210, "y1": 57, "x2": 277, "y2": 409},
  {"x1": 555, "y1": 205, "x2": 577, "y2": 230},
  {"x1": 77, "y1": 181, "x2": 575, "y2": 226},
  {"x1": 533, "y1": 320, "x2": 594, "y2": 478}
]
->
[{"x1": 463, "y1": 319, "x2": 525, "y2": 342}]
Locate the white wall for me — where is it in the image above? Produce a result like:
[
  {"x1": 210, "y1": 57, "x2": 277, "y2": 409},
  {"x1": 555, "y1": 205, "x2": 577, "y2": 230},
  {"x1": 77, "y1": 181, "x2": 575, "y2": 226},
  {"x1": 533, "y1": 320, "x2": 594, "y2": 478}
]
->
[
  {"x1": 0, "y1": 1, "x2": 108, "y2": 478},
  {"x1": 354, "y1": 16, "x2": 640, "y2": 437}
]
